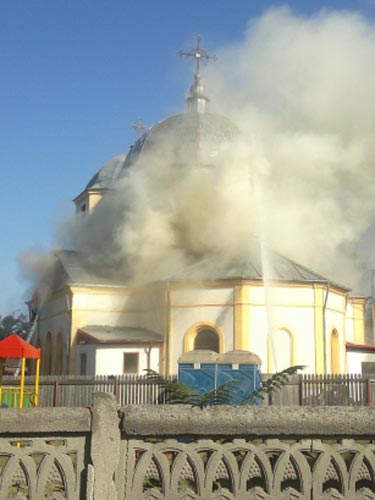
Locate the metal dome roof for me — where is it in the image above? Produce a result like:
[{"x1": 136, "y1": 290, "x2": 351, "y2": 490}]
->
[
  {"x1": 82, "y1": 111, "x2": 240, "y2": 193},
  {"x1": 85, "y1": 153, "x2": 127, "y2": 190},
  {"x1": 123, "y1": 112, "x2": 240, "y2": 170}
]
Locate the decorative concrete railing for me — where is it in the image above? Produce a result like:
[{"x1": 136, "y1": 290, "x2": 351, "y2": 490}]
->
[
  {"x1": 0, "y1": 394, "x2": 375, "y2": 499},
  {"x1": 0, "y1": 407, "x2": 90, "y2": 499}
]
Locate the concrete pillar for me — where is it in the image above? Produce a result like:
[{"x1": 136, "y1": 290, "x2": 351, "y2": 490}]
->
[{"x1": 88, "y1": 392, "x2": 121, "y2": 500}]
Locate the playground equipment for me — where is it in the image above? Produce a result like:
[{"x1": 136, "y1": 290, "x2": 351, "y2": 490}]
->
[{"x1": 0, "y1": 334, "x2": 41, "y2": 407}]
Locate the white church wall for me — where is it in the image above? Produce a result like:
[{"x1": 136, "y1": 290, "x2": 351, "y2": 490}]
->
[
  {"x1": 347, "y1": 351, "x2": 375, "y2": 374},
  {"x1": 71, "y1": 289, "x2": 167, "y2": 335},
  {"x1": 94, "y1": 345, "x2": 160, "y2": 375},
  {"x1": 326, "y1": 291, "x2": 346, "y2": 313},
  {"x1": 72, "y1": 290, "x2": 135, "y2": 310},
  {"x1": 74, "y1": 310, "x2": 141, "y2": 329},
  {"x1": 75, "y1": 344, "x2": 96, "y2": 375},
  {"x1": 71, "y1": 290, "x2": 143, "y2": 330},
  {"x1": 139, "y1": 309, "x2": 164, "y2": 335},
  {"x1": 249, "y1": 303, "x2": 316, "y2": 373},
  {"x1": 248, "y1": 306, "x2": 268, "y2": 370},
  {"x1": 249, "y1": 285, "x2": 314, "y2": 306},
  {"x1": 172, "y1": 287, "x2": 234, "y2": 306},
  {"x1": 137, "y1": 287, "x2": 166, "y2": 336}
]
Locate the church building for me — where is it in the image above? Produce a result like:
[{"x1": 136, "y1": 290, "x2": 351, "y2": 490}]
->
[{"x1": 29, "y1": 40, "x2": 374, "y2": 377}]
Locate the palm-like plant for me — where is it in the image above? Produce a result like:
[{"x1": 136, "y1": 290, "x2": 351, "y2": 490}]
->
[{"x1": 145, "y1": 365, "x2": 304, "y2": 408}]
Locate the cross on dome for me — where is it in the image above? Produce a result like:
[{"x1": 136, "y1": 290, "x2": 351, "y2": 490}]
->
[
  {"x1": 179, "y1": 36, "x2": 215, "y2": 113},
  {"x1": 178, "y1": 35, "x2": 216, "y2": 76},
  {"x1": 130, "y1": 117, "x2": 148, "y2": 137}
]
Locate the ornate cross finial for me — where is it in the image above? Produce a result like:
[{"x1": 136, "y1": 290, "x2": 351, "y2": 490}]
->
[
  {"x1": 178, "y1": 35, "x2": 216, "y2": 75},
  {"x1": 130, "y1": 117, "x2": 147, "y2": 137}
]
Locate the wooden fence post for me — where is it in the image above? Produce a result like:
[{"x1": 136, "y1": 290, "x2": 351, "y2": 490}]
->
[
  {"x1": 113, "y1": 377, "x2": 119, "y2": 403},
  {"x1": 299, "y1": 375, "x2": 304, "y2": 406},
  {"x1": 53, "y1": 380, "x2": 60, "y2": 407},
  {"x1": 367, "y1": 379, "x2": 372, "y2": 406}
]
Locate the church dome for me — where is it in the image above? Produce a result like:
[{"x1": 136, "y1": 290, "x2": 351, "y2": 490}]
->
[
  {"x1": 85, "y1": 153, "x2": 127, "y2": 190},
  {"x1": 82, "y1": 111, "x2": 240, "y2": 193},
  {"x1": 81, "y1": 38, "x2": 240, "y2": 192},
  {"x1": 123, "y1": 112, "x2": 240, "y2": 170}
]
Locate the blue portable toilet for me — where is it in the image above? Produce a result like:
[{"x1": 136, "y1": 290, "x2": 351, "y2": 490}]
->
[
  {"x1": 217, "y1": 350, "x2": 262, "y2": 405},
  {"x1": 178, "y1": 349, "x2": 262, "y2": 405},
  {"x1": 177, "y1": 350, "x2": 219, "y2": 395}
]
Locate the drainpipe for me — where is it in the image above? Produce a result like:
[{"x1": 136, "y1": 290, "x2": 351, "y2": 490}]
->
[
  {"x1": 343, "y1": 293, "x2": 349, "y2": 372},
  {"x1": 163, "y1": 281, "x2": 171, "y2": 376},
  {"x1": 65, "y1": 288, "x2": 72, "y2": 375},
  {"x1": 323, "y1": 281, "x2": 330, "y2": 374}
]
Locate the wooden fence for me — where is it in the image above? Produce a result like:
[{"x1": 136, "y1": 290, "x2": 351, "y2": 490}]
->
[
  {"x1": 1, "y1": 373, "x2": 374, "y2": 407},
  {"x1": 301, "y1": 373, "x2": 373, "y2": 406}
]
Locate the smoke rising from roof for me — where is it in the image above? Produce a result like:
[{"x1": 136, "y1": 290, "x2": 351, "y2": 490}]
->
[
  {"x1": 52, "y1": 8, "x2": 375, "y2": 294},
  {"x1": 204, "y1": 7, "x2": 375, "y2": 292}
]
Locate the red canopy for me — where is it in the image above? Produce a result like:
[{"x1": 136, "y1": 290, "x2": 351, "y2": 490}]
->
[{"x1": 0, "y1": 334, "x2": 41, "y2": 359}]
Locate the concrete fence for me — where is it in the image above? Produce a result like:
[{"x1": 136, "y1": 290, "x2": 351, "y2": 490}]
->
[{"x1": 0, "y1": 394, "x2": 375, "y2": 499}]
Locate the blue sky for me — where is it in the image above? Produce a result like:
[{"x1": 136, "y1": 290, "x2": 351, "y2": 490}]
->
[{"x1": 0, "y1": 0, "x2": 374, "y2": 316}]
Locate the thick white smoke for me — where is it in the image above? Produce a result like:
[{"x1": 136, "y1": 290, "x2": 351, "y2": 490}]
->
[
  {"x1": 61, "y1": 7, "x2": 374, "y2": 294},
  {"x1": 205, "y1": 7, "x2": 375, "y2": 292}
]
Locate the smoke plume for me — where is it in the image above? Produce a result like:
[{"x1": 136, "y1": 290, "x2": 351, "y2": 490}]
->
[
  {"x1": 206, "y1": 7, "x2": 375, "y2": 292},
  {"x1": 62, "y1": 7, "x2": 374, "y2": 294}
]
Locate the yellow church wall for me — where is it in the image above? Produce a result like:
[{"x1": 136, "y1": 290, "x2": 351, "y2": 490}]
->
[
  {"x1": 313, "y1": 286, "x2": 326, "y2": 374},
  {"x1": 345, "y1": 298, "x2": 366, "y2": 348},
  {"x1": 63, "y1": 283, "x2": 168, "y2": 374},
  {"x1": 67, "y1": 288, "x2": 145, "y2": 374},
  {"x1": 345, "y1": 302, "x2": 355, "y2": 342},
  {"x1": 87, "y1": 192, "x2": 103, "y2": 211},
  {"x1": 348, "y1": 297, "x2": 366, "y2": 345},
  {"x1": 169, "y1": 303, "x2": 234, "y2": 374},
  {"x1": 325, "y1": 307, "x2": 347, "y2": 373},
  {"x1": 74, "y1": 190, "x2": 105, "y2": 213},
  {"x1": 234, "y1": 284, "x2": 250, "y2": 350},
  {"x1": 37, "y1": 291, "x2": 71, "y2": 374},
  {"x1": 166, "y1": 285, "x2": 235, "y2": 374}
]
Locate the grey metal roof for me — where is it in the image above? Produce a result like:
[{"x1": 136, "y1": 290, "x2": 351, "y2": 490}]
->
[
  {"x1": 122, "y1": 112, "x2": 240, "y2": 170},
  {"x1": 85, "y1": 153, "x2": 127, "y2": 190},
  {"x1": 54, "y1": 247, "x2": 350, "y2": 291},
  {"x1": 77, "y1": 325, "x2": 163, "y2": 344},
  {"x1": 55, "y1": 250, "x2": 125, "y2": 287},
  {"x1": 165, "y1": 244, "x2": 351, "y2": 290},
  {"x1": 79, "y1": 111, "x2": 240, "y2": 197}
]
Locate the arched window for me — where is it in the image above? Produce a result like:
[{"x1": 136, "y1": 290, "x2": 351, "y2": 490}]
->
[
  {"x1": 194, "y1": 328, "x2": 219, "y2": 353},
  {"x1": 55, "y1": 332, "x2": 64, "y2": 375},
  {"x1": 44, "y1": 332, "x2": 53, "y2": 375},
  {"x1": 331, "y1": 329, "x2": 340, "y2": 374},
  {"x1": 183, "y1": 323, "x2": 224, "y2": 353}
]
